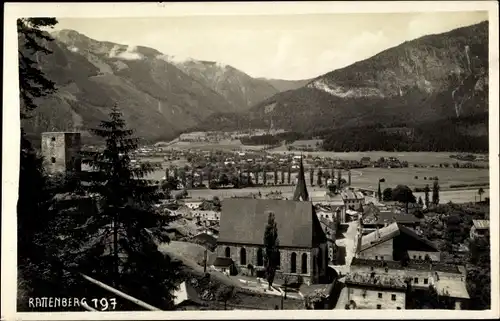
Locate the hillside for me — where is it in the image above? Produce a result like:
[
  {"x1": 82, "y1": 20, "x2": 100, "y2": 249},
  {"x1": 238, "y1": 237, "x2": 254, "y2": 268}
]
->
[
  {"x1": 195, "y1": 21, "x2": 489, "y2": 151},
  {"x1": 21, "y1": 30, "x2": 237, "y2": 145},
  {"x1": 169, "y1": 59, "x2": 279, "y2": 111},
  {"x1": 258, "y1": 78, "x2": 311, "y2": 92}
]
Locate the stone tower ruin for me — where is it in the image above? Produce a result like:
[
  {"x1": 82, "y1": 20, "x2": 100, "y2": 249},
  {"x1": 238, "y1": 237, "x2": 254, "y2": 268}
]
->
[{"x1": 41, "y1": 132, "x2": 82, "y2": 175}]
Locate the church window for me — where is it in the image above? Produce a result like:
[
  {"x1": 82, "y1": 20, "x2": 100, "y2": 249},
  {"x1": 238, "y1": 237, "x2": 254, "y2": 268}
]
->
[
  {"x1": 291, "y1": 252, "x2": 297, "y2": 273},
  {"x1": 240, "y1": 248, "x2": 246, "y2": 265},
  {"x1": 257, "y1": 248, "x2": 264, "y2": 266},
  {"x1": 301, "y1": 253, "x2": 308, "y2": 274},
  {"x1": 225, "y1": 247, "x2": 230, "y2": 258}
]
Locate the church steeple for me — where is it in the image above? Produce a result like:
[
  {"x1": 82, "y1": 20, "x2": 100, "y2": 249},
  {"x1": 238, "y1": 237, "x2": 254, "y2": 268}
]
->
[{"x1": 293, "y1": 155, "x2": 309, "y2": 201}]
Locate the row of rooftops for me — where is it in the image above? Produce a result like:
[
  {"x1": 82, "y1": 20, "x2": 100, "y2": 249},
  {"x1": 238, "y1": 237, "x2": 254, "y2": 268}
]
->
[
  {"x1": 340, "y1": 190, "x2": 365, "y2": 200},
  {"x1": 344, "y1": 272, "x2": 407, "y2": 290},
  {"x1": 351, "y1": 258, "x2": 462, "y2": 274}
]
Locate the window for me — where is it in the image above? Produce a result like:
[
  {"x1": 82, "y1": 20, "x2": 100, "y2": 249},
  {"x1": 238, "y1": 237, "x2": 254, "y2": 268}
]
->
[
  {"x1": 240, "y1": 248, "x2": 246, "y2": 265},
  {"x1": 378, "y1": 293, "x2": 382, "y2": 298},
  {"x1": 391, "y1": 294, "x2": 396, "y2": 301},
  {"x1": 51, "y1": 136, "x2": 56, "y2": 142},
  {"x1": 376, "y1": 304, "x2": 381, "y2": 309},
  {"x1": 375, "y1": 256, "x2": 378, "y2": 260},
  {"x1": 301, "y1": 253, "x2": 308, "y2": 274},
  {"x1": 326, "y1": 215, "x2": 329, "y2": 219},
  {"x1": 413, "y1": 255, "x2": 416, "y2": 259},
  {"x1": 380, "y1": 256, "x2": 384, "y2": 260},
  {"x1": 419, "y1": 256, "x2": 422, "y2": 260},
  {"x1": 370, "y1": 267, "x2": 374, "y2": 271},
  {"x1": 257, "y1": 249, "x2": 264, "y2": 266},
  {"x1": 397, "y1": 307, "x2": 401, "y2": 310},
  {"x1": 291, "y1": 252, "x2": 297, "y2": 273},
  {"x1": 51, "y1": 157, "x2": 56, "y2": 164},
  {"x1": 424, "y1": 278, "x2": 429, "y2": 285},
  {"x1": 414, "y1": 277, "x2": 419, "y2": 284},
  {"x1": 225, "y1": 247, "x2": 230, "y2": 258}
]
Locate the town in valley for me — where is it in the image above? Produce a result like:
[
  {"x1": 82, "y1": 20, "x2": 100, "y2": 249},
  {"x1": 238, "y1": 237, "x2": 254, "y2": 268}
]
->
[{"x1": 14, "y1": 8, "x2": 492, "y2": 313}]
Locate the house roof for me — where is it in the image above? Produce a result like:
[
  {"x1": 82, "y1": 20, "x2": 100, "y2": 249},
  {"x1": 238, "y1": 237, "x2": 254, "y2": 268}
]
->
[
  {"x1": 173, "y1": 281, "x2": 204, "y2": 306},
  {"x1": 351, "y1": 258, "x2": 462, "y2": 274},
  {"x1": 212, "y1": 257, "x2": 234, "y2": 267},
  {"x1": 293, "y1": 157, "x2": 309, "y2": 201},
  {"x1": 344, "y1": 272, "x2": 407, "y2": 291},
  {"x1": 434, "y1": 279, "x2": 470, "y2": 299},
  {"x1": 358, "y1": 222, "x2": 438, "y2": 252},
  {"x1": 363, "y1": 211, "x2": 420, "y2": 225},
  {"x1": 218, "y1": 198, "x2": 326, "y2": 248},
  {"x1": 472, "y1": 220, "x2": 489, "y2": 230},
  {"x1": 341, "y1": 190, "x2": 364, "y2": 200}
]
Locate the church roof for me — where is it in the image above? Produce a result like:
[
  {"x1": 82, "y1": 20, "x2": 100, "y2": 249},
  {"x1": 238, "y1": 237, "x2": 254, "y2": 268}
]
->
[
  {"x1": 218, "y1": 198, "x2": 326, "y2": 248},
  {"x1": 293, "y1": 156, "x2": 309, "y2": 201}
]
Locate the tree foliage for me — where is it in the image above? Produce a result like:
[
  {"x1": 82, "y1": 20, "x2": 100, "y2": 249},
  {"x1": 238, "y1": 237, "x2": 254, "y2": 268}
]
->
[
  {"x1": 432, "y1": 179, "x2": 440, "y2": 205},
  {"x1": 79, "y1": 105, "x2": 182, "y2": 308},
  {"x1": 391, "y1": 185, "x2": 416, "y2": 213},
  {"x1": 18, "y1": 18, "x2": 58, "y2": 119},
  {"x1": 263, "y1": 212, "x2": 280, "y2": 289}
]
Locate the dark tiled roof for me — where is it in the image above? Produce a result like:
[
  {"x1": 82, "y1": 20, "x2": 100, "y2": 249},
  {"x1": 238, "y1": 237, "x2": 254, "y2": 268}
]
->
[
  {"x1": 218, "y1": 198, "x2": 326, "y2": 248},
  {"x1": 213, "y1": 257, "x2": 234, "y2": 267},
  {"x1": 351, "y1": 258, "x2": 462, "y2": 274},
  {"x1": 358, "y1": 223, "x2": 438, "y2": 252},
  {"x1": 293, "y1": 157, "x2": 309, "y2": 201},
  {"x1": 344, "y1": 272, "x2": 407, "y2": 290}
]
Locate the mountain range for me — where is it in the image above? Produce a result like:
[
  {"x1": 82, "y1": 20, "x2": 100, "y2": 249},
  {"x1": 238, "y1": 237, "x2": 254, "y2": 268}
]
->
[
  {"x1": 196, "y1": 21, "x2": 489, "y2": 137},
  {"x1": 21, "y1": 29, "x2": 299, "y2": 144},
  {"x1": 21, "y1": 22, "x2": 489, "y2": 151}
]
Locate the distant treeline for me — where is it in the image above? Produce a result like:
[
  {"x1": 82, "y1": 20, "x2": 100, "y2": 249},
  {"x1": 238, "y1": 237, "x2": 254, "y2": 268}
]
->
[
  {"x1": 321, "y1": 116, "x2": 488, "y2": 153},
  {"x1": 240, "y1": 134, "x2": 281, "y2": 146}
]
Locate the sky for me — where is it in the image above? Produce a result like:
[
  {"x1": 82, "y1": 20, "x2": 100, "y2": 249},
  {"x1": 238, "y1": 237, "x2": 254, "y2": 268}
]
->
[{"x1": 53, "y1": 11, "x2": 488, "y2": 80}]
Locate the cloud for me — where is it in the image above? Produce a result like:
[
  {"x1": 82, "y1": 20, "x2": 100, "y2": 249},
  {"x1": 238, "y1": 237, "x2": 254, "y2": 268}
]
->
[{"x1": 108, "y1": 44, "x2": 144, "y2": 60}]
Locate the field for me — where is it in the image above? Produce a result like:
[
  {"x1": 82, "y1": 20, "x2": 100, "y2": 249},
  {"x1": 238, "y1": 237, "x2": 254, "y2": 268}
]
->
[
  {"x1": 166, "y1": 139, "x2": 268, "y2": 151},
  {"x1": 268, "y1": 150, "x2": 489, "y2": 166}
]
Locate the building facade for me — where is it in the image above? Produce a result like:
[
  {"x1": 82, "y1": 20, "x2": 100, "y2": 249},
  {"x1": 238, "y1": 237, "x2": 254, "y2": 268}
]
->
[
  {"x1": 41, "y1": 132, "x2": 82, "y2": 174},
  {"x1": 355, "y1": 222, "x2": 441, "y2": 262},
  {"x1": 216, "y1": 198, "x2": 328, "y2": 284}
]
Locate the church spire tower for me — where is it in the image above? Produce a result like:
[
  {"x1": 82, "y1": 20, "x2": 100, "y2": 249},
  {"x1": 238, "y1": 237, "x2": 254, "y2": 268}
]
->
[{"x1": 293, "y1": 154, "x2": 309, "y2": 201}]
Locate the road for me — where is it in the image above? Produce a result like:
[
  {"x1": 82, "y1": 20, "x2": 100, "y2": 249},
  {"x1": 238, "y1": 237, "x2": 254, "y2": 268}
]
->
[{"x1": 331, "y1": 220, "x2": 359, "y2": 275}]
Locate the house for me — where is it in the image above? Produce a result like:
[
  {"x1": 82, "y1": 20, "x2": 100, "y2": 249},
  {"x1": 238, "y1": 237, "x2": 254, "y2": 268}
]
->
[
  {"x1": 212, "y1": 257, "x2": 237, "y2": 275},
  {"x1": 470, "y1": 220, "x2": 489, "y2": 240},
  {"x1": 362, "y1": 210, "x2": 420, "y2": 230},
  {"x1": 342, "y1": 272, "x2": 407, "y2": 310},
  {"x1": 341, "y1": 190, "x2": 365, "y2": 210},
  {"x1": 360, "y1": 157, "x2": 371, "y2": 167},
  {"x1": 216, "y1": 158, "x2": 329, "y2": 284},
  {"x1": 191, "y1": 233, "x2": 218, "y2": 252},
  {"x1": 355, "y1": 222, "x2": 440, "y2": 262},
  {"x1": 173, "y1": 281, "x2": 206, "y2": 310},
  {"x1": 350, "y1": 258, "x2": 469, "y2": 309}
]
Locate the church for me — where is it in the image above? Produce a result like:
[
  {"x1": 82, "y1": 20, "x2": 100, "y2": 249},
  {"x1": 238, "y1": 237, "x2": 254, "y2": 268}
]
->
[{"x1": 216, "y1": 157, "x2": 329, "y2": 284}]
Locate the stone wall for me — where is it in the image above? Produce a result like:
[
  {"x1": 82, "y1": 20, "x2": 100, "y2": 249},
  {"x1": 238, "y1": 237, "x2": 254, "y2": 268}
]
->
[
  {"x1": 358, "y1": 239, "x2": 393, "y2": 261},
  {"x1": 346, "y1": 286, "x2": 405, "y2": 310}
]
